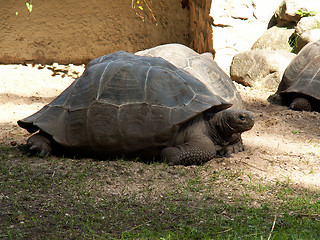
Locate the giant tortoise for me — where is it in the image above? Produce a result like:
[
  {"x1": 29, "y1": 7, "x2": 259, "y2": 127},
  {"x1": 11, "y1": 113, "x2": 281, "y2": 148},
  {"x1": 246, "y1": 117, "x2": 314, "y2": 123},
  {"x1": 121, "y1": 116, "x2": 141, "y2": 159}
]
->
[
  {"x1": 269, "y1": 40, "x2": 320, "y2": 112},
  {"x1": 18, "y1": 49, "x2": 254, "y2": 165}
]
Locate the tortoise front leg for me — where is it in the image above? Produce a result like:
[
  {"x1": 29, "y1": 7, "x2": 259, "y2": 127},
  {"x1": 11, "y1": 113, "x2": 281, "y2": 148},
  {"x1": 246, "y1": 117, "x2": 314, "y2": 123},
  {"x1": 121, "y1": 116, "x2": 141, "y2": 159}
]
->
[
  {"x1": 289, "y1": 97, "x2": 312, "y2": 111},
  {"x1": 222, "y1": 133, "x2": 244, "y2": 157},
  {"x1": 160, "y1": 136, "x2": 221, "y2": 166},
  {"x1": 160, "y1": 146, "x2": 217, "y2": 166},
  {"x1": 27, "y1": 131, "x2": 52, "y2": 157}
]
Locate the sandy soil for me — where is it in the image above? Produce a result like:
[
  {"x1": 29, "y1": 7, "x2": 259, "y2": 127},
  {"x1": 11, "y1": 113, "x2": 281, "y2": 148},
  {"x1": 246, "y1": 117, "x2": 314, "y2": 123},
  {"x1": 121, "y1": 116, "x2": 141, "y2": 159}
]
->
[{"x1": 1, "y1": 63, "x2": 320, "y2": 190}]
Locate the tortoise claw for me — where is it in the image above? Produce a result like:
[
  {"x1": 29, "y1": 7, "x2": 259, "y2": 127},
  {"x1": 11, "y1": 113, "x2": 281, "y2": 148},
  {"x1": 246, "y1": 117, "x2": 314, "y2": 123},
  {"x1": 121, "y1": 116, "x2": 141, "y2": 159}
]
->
[
  {"x1": 40, "y1": 148, "x2": 50, "y2": 158},
  {"x1": 27, "y1": 133, "x2": 52, "y2": 157}
]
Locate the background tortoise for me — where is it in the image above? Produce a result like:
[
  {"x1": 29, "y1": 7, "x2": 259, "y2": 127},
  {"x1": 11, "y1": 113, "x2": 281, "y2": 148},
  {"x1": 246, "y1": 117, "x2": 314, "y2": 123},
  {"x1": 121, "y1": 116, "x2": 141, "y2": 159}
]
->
[
  {"x1": 18, "y1": 50, "x2": 254, "y2": 165},
  {"x1": 268, "y1": 40, "x2": 320, "y2": 111},
  {"x1": 136, "y1": 43, "x2": 243, "y2": 109},
  {"x1": 136, "y1": 43, "x2": 247, "y2": 155}
]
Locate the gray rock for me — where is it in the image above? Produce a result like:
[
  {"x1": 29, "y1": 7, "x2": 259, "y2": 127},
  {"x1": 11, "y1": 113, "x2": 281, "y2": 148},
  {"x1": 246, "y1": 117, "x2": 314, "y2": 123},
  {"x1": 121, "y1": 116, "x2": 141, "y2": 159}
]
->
[
  {"x1": 295, "y1": 29, "x2": 320, "y2": 53},
  {"x1": 211, "y1": 0, "x2": 255, "y2": 24},
  {"x1": 230, "y1": 49, "x2": 296, "y2": 90},
  {"x1": 251, "y1": 26, "x2": 295, "y2": 52},
  {"x1": 211, "y1": 20, "x2": 266, "y2": 73},
  {"x1": 275, "y1": 0, "x2": 320, "y2": 23},
  {"x1": 210, "y1": 0, "x2": 280, "y2": 73},
  {"x1": 228, "y1": 0, "x2": 254, "y2": 20},
  {"x1": 253, "y1": 0, "x2": 283, "y2": 22},
  {"x1": 295, "y1": 15, "x2": 320, "y2": 35}
]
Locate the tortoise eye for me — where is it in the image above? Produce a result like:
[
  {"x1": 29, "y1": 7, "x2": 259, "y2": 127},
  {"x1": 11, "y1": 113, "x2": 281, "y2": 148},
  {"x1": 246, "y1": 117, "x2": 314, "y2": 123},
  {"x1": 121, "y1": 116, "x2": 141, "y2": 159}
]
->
[{"x1": 239, "y1": 114, "x2": 246, "y2": 121}]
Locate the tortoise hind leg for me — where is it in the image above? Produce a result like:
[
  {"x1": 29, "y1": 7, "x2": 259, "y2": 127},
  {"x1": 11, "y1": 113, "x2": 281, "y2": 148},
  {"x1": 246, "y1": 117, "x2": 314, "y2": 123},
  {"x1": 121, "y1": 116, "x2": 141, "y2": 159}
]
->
[
  {"x1": 290, "y1": 97, "x2": 312, "y2": 111},
  {"x1": 27, "y1": 131, "x2": 52, "y2": 157}
]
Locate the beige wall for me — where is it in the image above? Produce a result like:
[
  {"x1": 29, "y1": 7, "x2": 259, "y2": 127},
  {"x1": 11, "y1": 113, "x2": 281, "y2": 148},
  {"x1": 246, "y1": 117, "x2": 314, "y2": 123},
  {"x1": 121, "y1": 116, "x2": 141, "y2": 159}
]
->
[{"x1": 1, "y1": 0, "x2": 213, "y2": 64}]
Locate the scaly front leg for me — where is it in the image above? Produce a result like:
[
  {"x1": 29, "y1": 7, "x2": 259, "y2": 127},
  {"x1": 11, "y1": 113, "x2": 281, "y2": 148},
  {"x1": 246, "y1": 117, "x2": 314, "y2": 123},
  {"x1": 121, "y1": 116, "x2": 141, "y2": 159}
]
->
[{"x1": 160, "y1": 136, "x2": 221, "y2": 166}]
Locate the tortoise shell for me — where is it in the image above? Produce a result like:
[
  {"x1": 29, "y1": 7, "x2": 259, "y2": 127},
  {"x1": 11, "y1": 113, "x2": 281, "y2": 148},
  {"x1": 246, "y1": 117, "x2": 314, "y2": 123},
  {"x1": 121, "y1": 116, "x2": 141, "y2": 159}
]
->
[
  {"x1": 18, "y1": 51, "x2": 231, "y2": 154},
  {"x1": 275, "y1": 40, "x2": 320, "y2": 103},
  {"x1": 136, "y1": 43, "x2": 243, "y2": 109}
]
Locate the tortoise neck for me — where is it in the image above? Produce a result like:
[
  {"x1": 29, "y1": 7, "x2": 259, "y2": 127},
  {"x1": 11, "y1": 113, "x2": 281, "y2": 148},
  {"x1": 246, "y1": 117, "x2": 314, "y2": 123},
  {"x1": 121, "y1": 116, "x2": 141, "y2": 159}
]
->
[{"x1": 208, "y1": 111, "x2": 234, "y2": 145}]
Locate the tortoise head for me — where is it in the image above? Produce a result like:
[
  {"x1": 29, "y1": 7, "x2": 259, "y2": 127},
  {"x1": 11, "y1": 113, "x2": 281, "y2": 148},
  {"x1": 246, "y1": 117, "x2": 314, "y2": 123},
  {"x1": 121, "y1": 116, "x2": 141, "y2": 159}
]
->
[{"x1": 211, "y1": 109, "x2": 255, "y2": 135}]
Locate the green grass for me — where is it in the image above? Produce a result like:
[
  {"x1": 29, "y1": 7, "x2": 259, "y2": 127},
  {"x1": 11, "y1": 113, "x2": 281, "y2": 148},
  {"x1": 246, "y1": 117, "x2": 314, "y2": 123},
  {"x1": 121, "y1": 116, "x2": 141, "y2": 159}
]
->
[
  {"x1": 289, "y1": 10, "x2": 320, "y2": 53},
  {"x1": 1, "y1": 143, "x2": 320, "y2": 239},
  {"x1": 296, "y1": 10, "x2": 317, "y2": 18}
]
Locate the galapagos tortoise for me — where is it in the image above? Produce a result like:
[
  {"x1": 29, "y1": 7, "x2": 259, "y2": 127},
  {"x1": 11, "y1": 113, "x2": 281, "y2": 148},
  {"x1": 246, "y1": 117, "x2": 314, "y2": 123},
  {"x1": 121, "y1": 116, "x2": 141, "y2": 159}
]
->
[
  {"x1": 269, "y1": 40, "x2": 320, "y2": 111},
  {"x1": 18, "y1": 50, "x2": 254, "y2": 165}
]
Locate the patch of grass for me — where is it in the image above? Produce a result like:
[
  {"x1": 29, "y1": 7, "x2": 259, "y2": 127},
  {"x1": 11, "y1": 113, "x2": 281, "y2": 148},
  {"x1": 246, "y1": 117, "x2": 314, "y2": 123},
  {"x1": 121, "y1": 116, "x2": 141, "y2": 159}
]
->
[
  {"x1": 296, "y1": 10, "x2": 317, "y2": 18},
  {"x1": 289, "y1": 11, "x2": 320, "y2": 53},
  {"x1": 1, "y1": 143, "x2": 320, "y2": 239}
]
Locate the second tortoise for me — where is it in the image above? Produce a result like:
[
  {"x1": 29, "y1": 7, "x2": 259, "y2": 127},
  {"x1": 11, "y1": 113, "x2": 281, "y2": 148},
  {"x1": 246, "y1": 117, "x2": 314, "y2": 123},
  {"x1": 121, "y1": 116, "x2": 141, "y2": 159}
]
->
[{"x1": 269, "y1": 40, "x2": 320, "y2": 112}]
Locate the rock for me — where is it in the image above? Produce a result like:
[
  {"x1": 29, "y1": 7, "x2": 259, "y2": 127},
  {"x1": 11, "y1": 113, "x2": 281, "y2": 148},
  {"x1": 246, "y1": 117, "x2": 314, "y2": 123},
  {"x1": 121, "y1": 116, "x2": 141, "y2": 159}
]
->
[
  {"x1": 253, "y1": 0, "x2": 283, "y2": 22},
  {"x1": 291, "y1": 15, "x2": 320, "y2": 52},
  {"x1": 275, "y1": 0, "x2": 320, "y2": 24},
  {"x1": 230, "y1": 49, "x2": 295, "y2": 90},
  {"x1": 295, "y1": 15, "x2": 320, "y2": 35},
  {"x1": 228, "y1": 0, "x2": 254, "y2": 20},
  {"x1": 251, "y1": 26, "x2": 295, "y2": 52},
  {"x1": 211, "y1": 20, "x2": 267, "y2": 73},
  {"x1": 210, "y1": 0, "x2": 278, "y2": 73},
  {"x1": 211, "y1": 0, "x2": 254, "y2": 24},
  {"x1": 295, "y1": 29, "x2": 320, "y2": 53}
]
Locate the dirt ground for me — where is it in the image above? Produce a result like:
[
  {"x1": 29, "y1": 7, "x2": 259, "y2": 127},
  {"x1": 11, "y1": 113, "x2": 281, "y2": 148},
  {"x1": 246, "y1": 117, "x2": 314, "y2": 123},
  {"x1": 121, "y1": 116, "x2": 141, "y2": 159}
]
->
[{"x1": 1, "y1": 62, "x2": 320, "y2": 191}]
